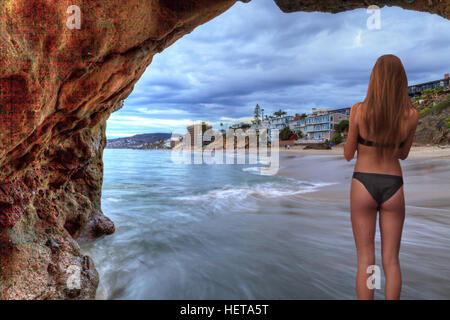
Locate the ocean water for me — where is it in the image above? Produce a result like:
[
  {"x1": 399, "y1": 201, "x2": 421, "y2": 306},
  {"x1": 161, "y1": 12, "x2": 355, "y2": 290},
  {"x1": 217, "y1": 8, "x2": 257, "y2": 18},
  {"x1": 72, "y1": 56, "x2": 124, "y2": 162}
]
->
[{"x1": 81, "y1": 149, "x2": 450, "y2": 300}]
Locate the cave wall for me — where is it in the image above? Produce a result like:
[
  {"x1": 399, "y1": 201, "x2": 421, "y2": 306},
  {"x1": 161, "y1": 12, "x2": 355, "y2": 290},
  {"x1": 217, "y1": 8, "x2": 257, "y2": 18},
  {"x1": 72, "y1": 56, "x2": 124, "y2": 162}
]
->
[
  {"x1": 0, "y1": 0, "x2": 240, "y2": 300},
  {"x1": 0, "y1": 0, "x2": 448, "y2": 299}
]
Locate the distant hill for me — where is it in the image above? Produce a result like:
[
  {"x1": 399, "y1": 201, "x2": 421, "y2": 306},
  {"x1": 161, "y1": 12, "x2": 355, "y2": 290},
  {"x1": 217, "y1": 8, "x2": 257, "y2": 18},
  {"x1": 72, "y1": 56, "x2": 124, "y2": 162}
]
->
[{"x1": 106, "y1": 133, "x2": 172, "y2": 149}]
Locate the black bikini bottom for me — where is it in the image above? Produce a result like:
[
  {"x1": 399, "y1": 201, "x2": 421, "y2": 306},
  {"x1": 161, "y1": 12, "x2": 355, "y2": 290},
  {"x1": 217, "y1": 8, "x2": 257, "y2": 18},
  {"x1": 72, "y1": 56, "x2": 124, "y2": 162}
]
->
[{"x1": 352, "y1": 172, "x2": 404, "y2": 211}]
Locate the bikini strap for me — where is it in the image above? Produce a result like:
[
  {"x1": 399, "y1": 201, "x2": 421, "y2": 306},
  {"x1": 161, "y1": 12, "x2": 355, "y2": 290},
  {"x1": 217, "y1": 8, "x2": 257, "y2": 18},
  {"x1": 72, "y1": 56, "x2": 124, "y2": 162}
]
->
[
  {"x1": 358, "y1": 134, "x2": 406, "y2": 148},
  {"x1": 357, "y1": 134, "x2": 375, "y2": 147}
]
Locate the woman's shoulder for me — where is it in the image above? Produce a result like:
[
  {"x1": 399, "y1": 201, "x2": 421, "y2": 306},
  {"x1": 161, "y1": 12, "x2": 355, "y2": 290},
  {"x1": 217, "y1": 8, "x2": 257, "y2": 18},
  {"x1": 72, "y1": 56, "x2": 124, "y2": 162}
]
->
[
  {"x1": 410, "y1": 107, "x2": 419, "y2": 127},
  {"x1": 410, "y1": 106, "x2": 419, "y2": 119},
  {"x1": 352, "y1": 101, "x2": 363, "y2": 108},
  {"x1": 405, "y1": 105, "x2": 419, "y2": 122},
  {"x1": 350, "y1": 102, "x2": 364, "y2": 121},
  {"x1": 350, "y1": 102, "x2": 363, "y2": 114},
  {"x1": 403, "y1": 105, "x2": 419, "y2": 133}
]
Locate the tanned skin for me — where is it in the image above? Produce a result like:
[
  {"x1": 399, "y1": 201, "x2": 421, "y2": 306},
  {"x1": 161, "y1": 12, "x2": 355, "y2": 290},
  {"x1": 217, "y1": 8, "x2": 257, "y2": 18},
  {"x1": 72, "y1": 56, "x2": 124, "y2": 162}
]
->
[{"x1": 344, "y1": 102, "x2": 419, "y2": 300}]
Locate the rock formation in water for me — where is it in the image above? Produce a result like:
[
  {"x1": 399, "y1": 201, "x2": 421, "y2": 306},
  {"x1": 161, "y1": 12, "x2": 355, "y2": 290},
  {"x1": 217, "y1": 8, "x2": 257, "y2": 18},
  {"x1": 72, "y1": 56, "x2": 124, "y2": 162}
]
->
[{"x1": 0, "y1": 0, "x2": 448, "y2": 300}]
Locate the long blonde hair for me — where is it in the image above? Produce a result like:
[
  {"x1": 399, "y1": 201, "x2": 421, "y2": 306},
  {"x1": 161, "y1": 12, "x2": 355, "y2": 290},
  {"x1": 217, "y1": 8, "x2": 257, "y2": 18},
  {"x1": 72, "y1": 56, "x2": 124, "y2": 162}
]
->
[{"x1": 360, "y1": 54, "x2": 413, "y2": 159}]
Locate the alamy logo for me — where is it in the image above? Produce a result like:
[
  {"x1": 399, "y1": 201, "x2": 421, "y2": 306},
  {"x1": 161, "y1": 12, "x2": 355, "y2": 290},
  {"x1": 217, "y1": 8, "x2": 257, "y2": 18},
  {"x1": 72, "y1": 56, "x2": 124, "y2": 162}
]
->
[
  {"x1": 170, "y1": 123, "x2": 280, "y2": 175},
  {"x1": 366, "y1": 264, "x2": 381, "y2": 290},
  {"x1": 367, "y1": 5, "x2": 381, "y2": 30},
  {"x1": 67, "y1": 5, "x2": 81, "y2": 30}
]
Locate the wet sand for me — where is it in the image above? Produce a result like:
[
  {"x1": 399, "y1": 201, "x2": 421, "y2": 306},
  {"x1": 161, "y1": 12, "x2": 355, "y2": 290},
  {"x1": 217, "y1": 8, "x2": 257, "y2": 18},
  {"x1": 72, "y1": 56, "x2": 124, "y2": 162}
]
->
[{"x1": 276, "y1": 150, "x2": 450, "y2": 299}]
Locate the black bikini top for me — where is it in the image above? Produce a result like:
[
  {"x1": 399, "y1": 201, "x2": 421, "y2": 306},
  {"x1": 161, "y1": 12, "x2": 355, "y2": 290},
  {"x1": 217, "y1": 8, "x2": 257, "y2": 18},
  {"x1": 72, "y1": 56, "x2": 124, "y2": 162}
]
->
[{"x1": 358, "y1": 134, "x2": 406, "y2": 149}]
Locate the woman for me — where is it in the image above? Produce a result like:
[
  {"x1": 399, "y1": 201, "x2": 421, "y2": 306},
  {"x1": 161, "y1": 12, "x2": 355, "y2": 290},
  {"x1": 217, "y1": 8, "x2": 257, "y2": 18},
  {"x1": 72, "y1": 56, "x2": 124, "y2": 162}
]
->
[{"x1": 344, "y1": 54, "x2": 419, "y2": 300}]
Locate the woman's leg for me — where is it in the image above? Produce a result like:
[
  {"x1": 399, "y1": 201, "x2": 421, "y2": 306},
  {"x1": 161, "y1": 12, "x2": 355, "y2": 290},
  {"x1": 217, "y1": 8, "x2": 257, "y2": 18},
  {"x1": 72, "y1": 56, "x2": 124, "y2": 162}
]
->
[
  {"x1": 379, "y1": 186, "x2": 405, "y2": 300},
  {"x1": 350, "y1": 178, "x2": 378, "y2": 300}
]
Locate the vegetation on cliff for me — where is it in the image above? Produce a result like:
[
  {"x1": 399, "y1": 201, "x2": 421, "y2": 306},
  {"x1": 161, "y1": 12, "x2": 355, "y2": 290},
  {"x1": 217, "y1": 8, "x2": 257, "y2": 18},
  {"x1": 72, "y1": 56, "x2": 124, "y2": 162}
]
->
[{"x1": 413, "y1": 90, "x2": 450, "y2": 145}]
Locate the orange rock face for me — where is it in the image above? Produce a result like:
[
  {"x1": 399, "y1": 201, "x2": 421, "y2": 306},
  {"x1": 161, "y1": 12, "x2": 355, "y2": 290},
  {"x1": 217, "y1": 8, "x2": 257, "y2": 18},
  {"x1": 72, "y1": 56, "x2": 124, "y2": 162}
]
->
[
  {"x1": 0, "y1": 0, "x2": 239, "y2": 300},
  {"x1": 0, "y1": 0, "x2": 448, "y2": 299}
]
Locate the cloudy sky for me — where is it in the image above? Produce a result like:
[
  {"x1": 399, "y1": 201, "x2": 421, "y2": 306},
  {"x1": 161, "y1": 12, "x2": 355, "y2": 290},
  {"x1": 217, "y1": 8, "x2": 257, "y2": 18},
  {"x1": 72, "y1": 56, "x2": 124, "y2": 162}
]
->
[{"x1": 106, "y1": 0, "x2": 450, "y2": 138}]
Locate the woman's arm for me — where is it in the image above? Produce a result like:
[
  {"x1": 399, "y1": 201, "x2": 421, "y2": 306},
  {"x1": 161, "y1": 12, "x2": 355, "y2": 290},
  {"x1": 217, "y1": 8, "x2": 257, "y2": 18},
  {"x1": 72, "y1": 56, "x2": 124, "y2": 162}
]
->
[
  {"x1": 344, "y1": 103, "x2": 360, "y2": 161},
  {"x1": 398, "y1": 108, "x2": 419, "y2": 160}
]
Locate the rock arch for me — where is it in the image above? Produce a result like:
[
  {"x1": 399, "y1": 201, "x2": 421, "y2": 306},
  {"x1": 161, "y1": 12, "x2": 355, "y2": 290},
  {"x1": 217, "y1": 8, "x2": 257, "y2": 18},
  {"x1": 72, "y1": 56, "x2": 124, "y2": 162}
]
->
[{"x1": 0, "y1": 0, "x2": 448, "y2": 299}]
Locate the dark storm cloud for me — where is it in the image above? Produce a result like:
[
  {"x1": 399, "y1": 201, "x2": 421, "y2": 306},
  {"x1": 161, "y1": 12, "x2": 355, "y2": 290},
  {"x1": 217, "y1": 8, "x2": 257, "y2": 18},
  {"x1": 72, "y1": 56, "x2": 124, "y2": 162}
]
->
[{"x1": 107, "y1": 0, "x2": 450, "y2": 137}]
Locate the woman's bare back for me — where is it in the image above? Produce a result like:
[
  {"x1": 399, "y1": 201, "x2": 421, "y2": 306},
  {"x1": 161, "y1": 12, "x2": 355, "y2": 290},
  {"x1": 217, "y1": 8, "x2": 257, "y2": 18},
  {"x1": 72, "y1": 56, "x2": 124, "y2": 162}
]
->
[{"x1": 344, "y1": 102, "x2": 419, "y2": 175}]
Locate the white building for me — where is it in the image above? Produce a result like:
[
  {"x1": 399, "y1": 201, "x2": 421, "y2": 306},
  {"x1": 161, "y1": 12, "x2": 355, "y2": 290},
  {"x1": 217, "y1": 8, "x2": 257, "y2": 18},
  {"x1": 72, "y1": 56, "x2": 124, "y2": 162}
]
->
[
  {"x1": 289, "y1": 107, "x2": 350, "y2": 142},
  {"x1": 247, "y1": 115, "x2": 294, "y2": 142}
]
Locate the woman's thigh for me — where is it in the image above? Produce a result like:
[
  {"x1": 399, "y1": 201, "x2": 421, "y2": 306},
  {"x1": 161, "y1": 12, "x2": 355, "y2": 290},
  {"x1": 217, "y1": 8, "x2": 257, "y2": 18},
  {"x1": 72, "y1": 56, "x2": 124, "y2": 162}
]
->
[
  {"x1": 379, "y1": 186, "x2": 405, "y2": 260},
  {"x1": 350, "y1": 178, "x2": 378, "y2": 253}
]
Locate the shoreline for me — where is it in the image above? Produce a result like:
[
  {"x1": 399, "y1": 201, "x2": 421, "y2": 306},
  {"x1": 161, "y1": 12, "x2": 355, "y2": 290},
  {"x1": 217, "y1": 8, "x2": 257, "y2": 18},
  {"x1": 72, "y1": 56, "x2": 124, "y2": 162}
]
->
[
  {"x1": 280, "y1": 144, "x2": 450, "y2": 159},
  {"x1": 108, "y1": 144, "x2": 450, "y2": 159}
]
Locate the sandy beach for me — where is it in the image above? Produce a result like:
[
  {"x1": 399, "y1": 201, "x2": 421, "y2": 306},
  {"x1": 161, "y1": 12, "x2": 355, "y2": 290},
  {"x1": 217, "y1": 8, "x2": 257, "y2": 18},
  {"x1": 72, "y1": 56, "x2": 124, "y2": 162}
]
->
[
  {"x1": 281, "y1": 144, "x2": 450, "y2": 159},
  {"x1": 275, "y1": 147, "x2": 450, "y2": 299},
  {"x1": 279, "y1": 144, "x2": 450, "y2": 202},
  {"x1": 278, "y1": 144, "x2": 450, "y2": 208}
]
